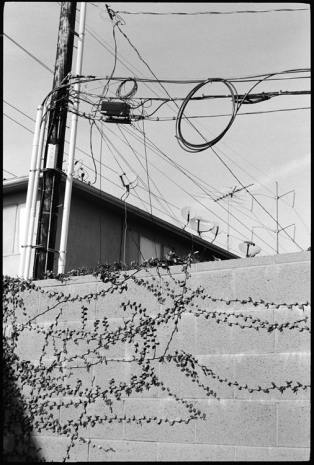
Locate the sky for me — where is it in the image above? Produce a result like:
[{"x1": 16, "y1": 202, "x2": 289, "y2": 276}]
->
[{"x1": 3, "y1": 2, "x2": 311, "y2": 258}]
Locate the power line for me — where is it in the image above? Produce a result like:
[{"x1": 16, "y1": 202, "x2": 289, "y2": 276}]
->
[
  {"x1": 3, "y1": 33, "x2": 54, "y2": 74},
  {"x1": 94, "y1": 122, "x2": 181, "y2": 227},
  {"x1": 210, "y1": 146, "x2": 304, "y2": 251},
  {"x1": 4, "y1": 113, "x2": 34, "y2": 134},
  {"x1": 5, "y1": 95, "x2": 309, "y2": 250},
  {"x1": 109, "y1": 123, "x2": 278, "y2": 254},
  {"x1": 112, "y1": 8, "x2": 310, "y2": 15},
  {"x1": 2, "y1": 107, "x2": 278, "y2": 255},
  {"x1": 4, "y1": 100, "x2": 37, "y2": 122},
  {"x1": 145, "y1": 106, "x2": 311, "y2": 121},
  {"x1": 3, "y1": 169, "x2": 18, "y2": 178}
]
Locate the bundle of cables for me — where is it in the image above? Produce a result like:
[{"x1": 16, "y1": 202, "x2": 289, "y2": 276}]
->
[
  {"x1": 175, "y1": 78, "x2": 239, "y2": 153},
  {"x1": 175, "y1": 70, "x2": 302, "y2": 153},
  {"x1": 116, "y1": 77, "x2": 138, "y2": 100}
]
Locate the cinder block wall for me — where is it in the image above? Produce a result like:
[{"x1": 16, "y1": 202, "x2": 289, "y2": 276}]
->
[{"x1": 11, "y1": 251, "x2": 310, "y2": 461}]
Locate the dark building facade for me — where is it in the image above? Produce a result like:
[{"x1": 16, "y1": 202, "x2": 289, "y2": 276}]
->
[{"x1": 3, "y1": 176, "x2": 238, "y2": 277}]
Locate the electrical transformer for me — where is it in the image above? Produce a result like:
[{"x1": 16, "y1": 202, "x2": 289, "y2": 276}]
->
[{"x1": 100, "y1": 101, "x2": 131, "y2": 123}]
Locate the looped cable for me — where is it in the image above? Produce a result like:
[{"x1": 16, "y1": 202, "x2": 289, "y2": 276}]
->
[
  {"x1": 116, "y1": 78, "x2": 138, "y2": 100},
  {"x1": 175, "y1": 78, "x2": 239, "y2": 153}
]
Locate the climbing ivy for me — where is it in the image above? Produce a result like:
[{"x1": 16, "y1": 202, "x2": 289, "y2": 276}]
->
[{"x1": 3, "y1": 252, "x2": 311, "y2": 462}]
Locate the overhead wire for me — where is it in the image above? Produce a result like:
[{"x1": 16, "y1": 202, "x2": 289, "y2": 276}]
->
[
  {"x1": 5, "y1": 85, "x2": 309, "y2": 252},
  {"x1": 3, "y1": 33, "x2": 54, "y2": 74},
  {"x1": 112, "y1": 7, "x2": 310, "y2": 15},
  {"x1": 210, "y1": 146, "x2": 304, "y2": 251},
  {"x1": 8, "y1": 3, "x2": 309, "y2": 254},
  {"x1": 116, "y1": 125, "x2": 181, "y2": 227},
  {"x1": 93, "y1": 122, "x2": 152, "y2": 215},
  {"x1": 4, "y1": 113, "x2": 34, "y2": 134},
  {"x1": 3, "y1": 105, "x2": 275, "y2": 254},
  {"x1": 146, "y1": 106, "x2": 310, "y2": 120},
  {"x1": 96, "y1": 121, "x2": 182, "y2": 228},
  {"x1": 3, "y1": 169, "x2": 18, "y2": 178},
  {"x1": 114, "y1": 123, "x2": 278, "y2": 254}
]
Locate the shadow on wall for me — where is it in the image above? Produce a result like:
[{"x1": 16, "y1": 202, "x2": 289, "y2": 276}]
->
[{"x1": 3, "y1": 348, "x2": 41, "y2": 462}]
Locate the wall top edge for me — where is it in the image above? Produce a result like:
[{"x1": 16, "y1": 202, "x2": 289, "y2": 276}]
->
[{"x1": 31, "y1": 251, "x2": 310, "y2": 285}]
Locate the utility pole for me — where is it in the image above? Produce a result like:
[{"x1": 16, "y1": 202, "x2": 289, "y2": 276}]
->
[{"x1": 34, "y1": 2, "x2": 77, "y2": 279}]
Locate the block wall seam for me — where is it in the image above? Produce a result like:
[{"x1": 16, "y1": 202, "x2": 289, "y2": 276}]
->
[{"x1": 276, "y1": 402, "x2": 279, "y2": 446}]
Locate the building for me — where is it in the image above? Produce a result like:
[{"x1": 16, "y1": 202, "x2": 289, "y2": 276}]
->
[{"x1": 3, "y1": 176, "x2": 238, "y2": 278}]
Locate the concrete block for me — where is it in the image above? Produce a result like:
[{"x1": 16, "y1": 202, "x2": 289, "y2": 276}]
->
[
  {"x1": 231, "y1": 307, "x2": 276, "y2": 354},
  {"x1": 56, "y1": 320, "x2": 103, "y2": 360},
  {"x1": 31, "y1": 435, "x2": 88, "y2": 462},
  {"x1": 31, "y1": 398, "x2": 61, "y2": 437},
  {"x1": 89, "y1": 439, "x2": 158, "y2": 461},
  {"x1": 58, "y1": 318, "x2": 125, "y2": 360},
  {"x1": 63, "y1": 281, "x2": 98, "y2": 321},
  {"x1": 95, "y1": 317, "x2": 127, "y2": 358},
  {"x1": 64, "y1": 360, "x2": 93, "y2": 394},
  {"x1": 234, "y1": 262, "x2": 310, "y2": 305},
  {"x1": 59, "y1": 396, "x2": 89, "y2": 439},
  {"x1": 20, "y1": 359, "x2": 67, "y2": 399},
  {"x1": 187, "y1": 269, "x2": 235, "y2": 310},
  {"x1": 236, "y1": 445, "x2": 310, "y2": 461},
  {"x1": 275, "y1": 305, "x2": 311, "y2": 353},
  {"x1": 36, "y1": 279, "x2": 67, "y2": 288},
  {"x1": 88, "y1": 439, "x2": 122, "y2": 462},
  {"x1": 95, "y1": 276, "x2": 161, "y2": 319},
  {"x1": 196, "y1": 313, "x2": 233, "y2": 355},
  {"x1": 196, "y1": 306, "x2": 276, "y2": 356},
  {"x1": 124, "y1": 315, "x2": 160, "y2": 360},
  {"x1": 273, "y1": 251, "x2": 310, "y2": 264},
  {"x1": 36, "y1": 283, "x2": 97, "y2": 324},
  {"x1": 92, "y1": 359, "x2": 129, "y2": 397},
  {"x1": 158, "y1": 358, "x2": 200, "y2": 399},
  {"x1": 153, "y1": 313, "x2": 196, "y2": 358},
  {"x1": 197, "y1": 354, "x2": 235, "y2": 399},
  {"x1": 278, "y1": 401, "x2": 310, "y2": 447},
  {"x1": 37, "y1": 290, "x2": 68, "y2": 323},
  {"x1": 93, "y1": 357, "x2": 159, "y2": 399},
  {"x1": 14, "y1": 323, "x2": 53, "y2": 361},
  {"x1": 123, "y1": 398, "x2": 195, "y2": 443},
  {"x1": 158, "y1": 354, "x2": 234, "y2": 400},
  {"x1": 160, "y1": 272, "x2": 187, "y2": 310},
  {"x1": 9, "y1": 288, "x2": 39, "y2": 325},
  {"x1": 234, "y1": 353, "x2": 310, "y2": 401},
  {"x1": 123, "y1": 440, "x2": 158, "y2": 461},
  {"x1": 64, "y1": 274, "x2": 101, "y2": 284},
  {"x1": 195, "y1": 399, "x2": 277, "y2": 446},
  {"x1": 196, "y1": 255, "x2": 273, "y2": 272},
  {"x1": 86, "y1": 398, "x2": 124, "y2": 440},
  {"x1": 158, "y1": 443, "x2": 235, "y2": 461}
]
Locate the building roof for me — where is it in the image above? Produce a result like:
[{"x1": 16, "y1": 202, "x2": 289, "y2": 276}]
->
[{"x1": 3, "y1": 175, "x2": 239, "y2": 260}]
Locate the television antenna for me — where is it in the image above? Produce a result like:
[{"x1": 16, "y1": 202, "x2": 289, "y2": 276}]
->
[
  {"x1": 251, "y1": 181, "x2": 295, "y2": 253},
  {"x1": 119, "y1": 172, "x2": 138, "y2": 201},
  {"x1": 214, "y1": 184, "x2": 253, "y2": 250}
]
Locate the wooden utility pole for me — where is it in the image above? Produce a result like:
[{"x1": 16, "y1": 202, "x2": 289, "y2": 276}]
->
[{"x1": 34, "y1": 2, "x2": 77, "y2": 279}]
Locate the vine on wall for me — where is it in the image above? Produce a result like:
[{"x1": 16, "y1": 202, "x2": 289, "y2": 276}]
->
[{"x1": 3, "y1": 253, "x2": 311, "y2": 462}]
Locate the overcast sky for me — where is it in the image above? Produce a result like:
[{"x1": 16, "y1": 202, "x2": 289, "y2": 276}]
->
[{"x1": 3, "y1": 2, "x2": 311, "y2": 257}]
